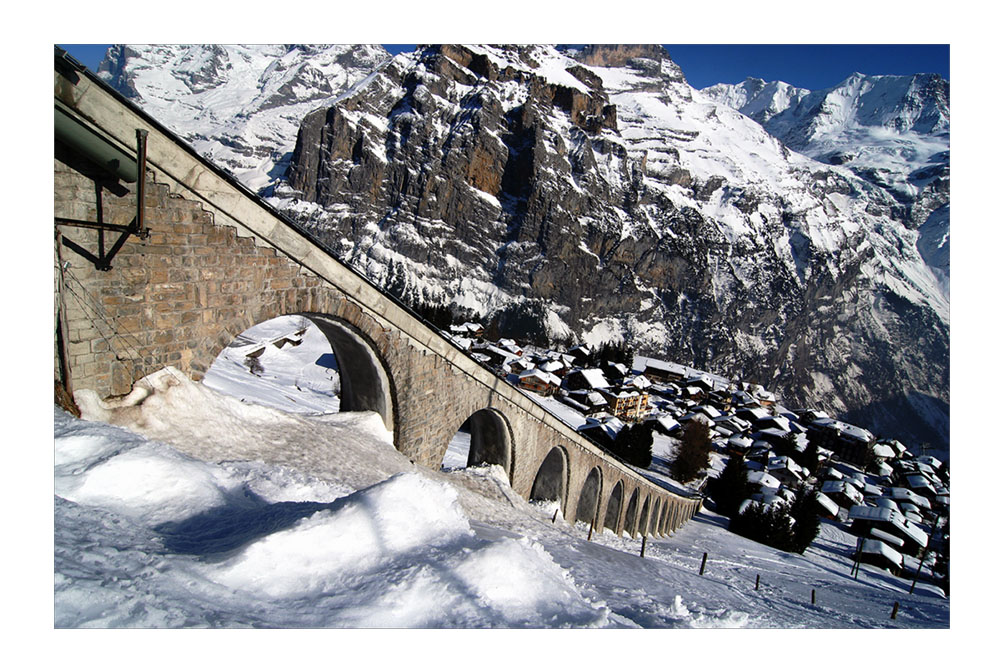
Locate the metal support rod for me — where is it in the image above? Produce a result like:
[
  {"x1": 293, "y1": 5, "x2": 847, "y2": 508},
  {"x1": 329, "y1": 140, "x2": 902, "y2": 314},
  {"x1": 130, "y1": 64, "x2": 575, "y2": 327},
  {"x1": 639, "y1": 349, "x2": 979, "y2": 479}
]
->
[
  {"x1": 135, "y1": 129, "x2": 148, "y2": 238},
  {"x1": 54, "y1": 217, "x2": 134, "y2": 233}
]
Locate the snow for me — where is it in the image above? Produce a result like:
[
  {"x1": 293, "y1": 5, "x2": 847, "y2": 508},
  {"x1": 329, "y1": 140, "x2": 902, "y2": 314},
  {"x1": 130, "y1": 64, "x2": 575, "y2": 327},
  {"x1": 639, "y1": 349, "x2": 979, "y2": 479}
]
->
[{"x1": 52, "y1": 319, "x2": 953, "y2": 630}]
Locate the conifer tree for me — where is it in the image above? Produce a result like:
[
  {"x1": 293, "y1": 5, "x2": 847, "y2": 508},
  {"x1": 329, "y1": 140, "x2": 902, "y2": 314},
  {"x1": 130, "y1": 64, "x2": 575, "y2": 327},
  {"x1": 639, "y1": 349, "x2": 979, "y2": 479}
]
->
[
  {"x1": 672, "y1": 417, "x2": 712, "y2": 483},
  {"x1": 710, "y1": 455, "x2": 751, "y2": 518}
]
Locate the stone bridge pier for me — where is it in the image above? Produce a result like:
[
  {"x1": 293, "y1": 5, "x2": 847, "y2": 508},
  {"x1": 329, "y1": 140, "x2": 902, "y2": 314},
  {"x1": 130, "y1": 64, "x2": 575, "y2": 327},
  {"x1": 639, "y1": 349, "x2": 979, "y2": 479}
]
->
[{"x1": 53, "y1": 52, "x2": 701, "y2": 539}]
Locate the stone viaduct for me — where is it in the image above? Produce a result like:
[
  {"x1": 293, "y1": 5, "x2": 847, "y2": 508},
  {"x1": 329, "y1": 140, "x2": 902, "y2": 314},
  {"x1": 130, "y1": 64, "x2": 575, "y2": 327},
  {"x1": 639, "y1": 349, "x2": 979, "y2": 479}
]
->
[{"x1": 53, "y1": 51, "x2": 702, "y2": 539}]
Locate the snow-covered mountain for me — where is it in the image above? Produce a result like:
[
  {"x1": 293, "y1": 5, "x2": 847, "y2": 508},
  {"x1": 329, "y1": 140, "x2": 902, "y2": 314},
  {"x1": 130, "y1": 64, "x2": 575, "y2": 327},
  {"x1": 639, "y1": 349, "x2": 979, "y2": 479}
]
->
[
  {"x1": 96, "y1": 44, "x2": 950, "y2": 453},
  {"x1": 97, "y1": 44, "x2": 390, "y2": 190},
  {"x1": 701, "y1": 73, "x2": 950, "y2": 273}
]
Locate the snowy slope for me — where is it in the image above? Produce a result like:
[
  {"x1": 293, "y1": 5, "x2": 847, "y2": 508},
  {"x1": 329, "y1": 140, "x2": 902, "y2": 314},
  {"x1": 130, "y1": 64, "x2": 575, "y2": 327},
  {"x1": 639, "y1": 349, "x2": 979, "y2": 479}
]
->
[
  {"x1": 55, "y1": 390, "x2": 948, "y2": 628},
  {"x1": 55, "y1": 324, "x2": 949, "y2": 628}
]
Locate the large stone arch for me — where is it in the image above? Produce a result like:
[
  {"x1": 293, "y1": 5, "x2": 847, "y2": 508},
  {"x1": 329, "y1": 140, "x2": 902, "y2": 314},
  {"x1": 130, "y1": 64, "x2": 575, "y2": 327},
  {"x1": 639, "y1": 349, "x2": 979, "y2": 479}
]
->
[
  {"x1": 623, "y1": 488, "x2": 640, "y2": 537},
  {"x1": 576, "y1": 467, "x2": 603, "y2": 529},
  {"x1": 306, "y1": 313, "x2": 396, "y2": 431},
  {"x1": 651, "y1": 498, "x2": 662, "y2": 538},
  {"x1": 441, "y1": 407, "x2": 515, "y2": 482},
  {"x1": 638, "y1": 496, "x2": 651, "y2": 537},
  {"x1": 604, "y1": 480, "x2": 625, "y2": 533},
  {"x1": 530, "y1": 446, "x2": 570, "y2": 510}
]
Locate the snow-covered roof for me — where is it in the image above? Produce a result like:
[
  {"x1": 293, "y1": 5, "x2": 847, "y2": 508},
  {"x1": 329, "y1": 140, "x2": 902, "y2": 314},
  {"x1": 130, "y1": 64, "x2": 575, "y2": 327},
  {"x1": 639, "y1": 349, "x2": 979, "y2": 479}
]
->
[
  {"x1": 815, "y1": 492, "x2": 840, "y2": 516},
  {"x1": 572, "y1": 368, "x2": 610, "y2": 390},
  {"x1": 747, "y1": 471, "x2": 781, "y2": 491},
  {"x1": 518, "y1": 368, "x2": 560, "y2": 387},
  {"x1": 849, "y1": 506, "x2": 928, "y2": 548},
  {"x1": 861, "y1": 539, "x2": 904, "y2": 567},
  {"x1": 872, "y1": 443, "x2": 896, "y2": 459}
]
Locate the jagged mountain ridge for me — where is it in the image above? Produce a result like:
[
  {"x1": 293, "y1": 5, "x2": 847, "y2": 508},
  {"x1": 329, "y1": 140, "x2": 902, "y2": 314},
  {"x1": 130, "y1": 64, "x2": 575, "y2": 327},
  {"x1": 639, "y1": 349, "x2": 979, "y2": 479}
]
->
[
  {"x1": 97, "y1": 44, "x2": 391, "y2": 191},
  {"x1": 701, "y1": 73, "x2": 950, "y2": 288},
  {"x1": 97, "y1": 44, "x2": 949, "y2": 452}
]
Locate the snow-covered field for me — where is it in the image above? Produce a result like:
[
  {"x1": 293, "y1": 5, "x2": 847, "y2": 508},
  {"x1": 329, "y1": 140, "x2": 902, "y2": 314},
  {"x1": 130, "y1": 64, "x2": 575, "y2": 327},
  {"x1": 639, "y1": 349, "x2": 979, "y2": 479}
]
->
[{"x1": 51, "y1": 316, "x2": 951, "y2": 635}]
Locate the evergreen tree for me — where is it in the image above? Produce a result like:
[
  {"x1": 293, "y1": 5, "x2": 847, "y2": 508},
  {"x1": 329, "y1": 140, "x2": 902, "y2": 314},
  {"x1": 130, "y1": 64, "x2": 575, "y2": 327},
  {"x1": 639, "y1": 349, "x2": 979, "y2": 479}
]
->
[
  {"x1": 673, "y1": 417, "x2": 712, "y2": 483},
  {"x1": 788, "y1": 488, "x2": 822, "y2": 553},
  {"x1": 730, "y1": 501, "x2": 795, "y2": 551},
  {"x1": 709, "y1": 455, "x2": 751, "y2": 518},
  {"x1": 611, "y1": 422, "x2": 654, "y2": 468}
]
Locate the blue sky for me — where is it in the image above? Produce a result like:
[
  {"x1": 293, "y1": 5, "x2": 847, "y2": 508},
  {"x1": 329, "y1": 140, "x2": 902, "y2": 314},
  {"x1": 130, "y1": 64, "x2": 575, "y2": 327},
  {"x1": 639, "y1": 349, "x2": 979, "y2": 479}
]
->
[{"x1": 59, "y1": 44, "x2": 948, "y2": 92}]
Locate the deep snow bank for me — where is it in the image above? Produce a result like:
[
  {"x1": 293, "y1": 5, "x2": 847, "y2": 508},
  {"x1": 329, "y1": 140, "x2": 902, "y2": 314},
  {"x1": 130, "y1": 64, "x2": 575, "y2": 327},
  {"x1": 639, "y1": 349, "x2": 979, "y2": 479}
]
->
[{"x1": 54, "y1": 406, "x2": 610, "y2": 628}]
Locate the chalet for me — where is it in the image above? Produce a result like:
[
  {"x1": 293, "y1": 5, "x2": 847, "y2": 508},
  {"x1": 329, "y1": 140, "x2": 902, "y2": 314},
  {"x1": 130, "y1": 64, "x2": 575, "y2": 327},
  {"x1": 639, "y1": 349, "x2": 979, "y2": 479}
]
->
[
  {"x1": 768, "y1": 455, "x2": 806, "y2": 486},
  {"x1": 538, "y1": 358, "x2": 568, "y2": 377},
  {"x1": 497, "y1": 338, "x2": 523, "y2": 356},
  {"x1": 451, "y1": 322, "x2": 485, "y2": 338},
  {"x1": 904, "y1": 474, "x2": 938, "y2": 501},
  {"x1": 814, "y1": 492, "x2": 841, "y2": 520},
  {"x1": 576, "y1": 416, "x2": 625, "y2": 449},
  {"x1": 821, "y1": 480, "x2": 864, "y2": 509},
  {"x1": 807, "y1": 418, "x2": 874, "y2": 468},
  {"x1": 567, "y1": 389, "x2": 608, "y2": 415},
  {"x1": 755, "y1": 415, "x2": 791, "y2": 433},
  {"x1": 858, "y1": 538, "x2": 904, "y2": 575},
  {"x1": 849, "y1": 505, "x2": 928, "y2": 556},
  {"x1": 747, "y1": 470, "x2": 782, "y2": 495},
  {"x1": 645, "y1": 413, "x2": 680, "y2": 435},
  {"x1": 517, "y1": 368, "x2": 561, "y2": 396},
  {"x1": 601, "y1": 362, "x2": 630, "y2": 383},
  {"x1": 888, "y1": 487, "x2": 932, "y2": 512},
  {"x1": 795, "y1": 408, "x2": 830, "y2": 424},
  {"x1": 727, "y1": 435, "x2": 754, "y2": 456},
  {"x1": 622, "y1": 374, "x2": 653, "y2": 391},
  {"x1": 636, "y1": 358, "x2": 688, "y2": 385},
  {"x1": 564, "y1": 368, "x2": 610, "y2": 392},
  {"x1": 508, "y1": 357, "x2": 535, "y2": 375},
  {"x1": 736, "y1": 406, "x2": 771, "y2": 424},
  {"x1": 567, "y1": 344, "x2": 594, "y2": 366},
  {"x1": 471, "y1": 343, "x2": 521, "y2": 368}
]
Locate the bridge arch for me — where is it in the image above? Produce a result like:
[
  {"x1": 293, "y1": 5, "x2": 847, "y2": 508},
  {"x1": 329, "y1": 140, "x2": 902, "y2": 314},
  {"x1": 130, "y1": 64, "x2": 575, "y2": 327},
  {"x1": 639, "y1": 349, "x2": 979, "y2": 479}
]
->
[
  {"x1": 440, "y1": 407, "x2": 514, "y2": 482},
  {"x1": 530, "y1": 445, "x2": 569, "y2": 511},
  {"x1": 604, "y1": 480, "x2": 624, "y2": 534},
  {"x1": 623, "y1": 488, "x2": 640, "y2": 537},
  {"x1": 638, "y1": 496, "x2": 651, "y2": 537},
  {"x1": 651, "y1": 498, "x2": 662, "y2": 537},
  {"x1": 575, "y1": 467, "x2": 603, "y2": 529},
  {"x1": 201, "y1": 311, "x2": 397, "y2": 433}
]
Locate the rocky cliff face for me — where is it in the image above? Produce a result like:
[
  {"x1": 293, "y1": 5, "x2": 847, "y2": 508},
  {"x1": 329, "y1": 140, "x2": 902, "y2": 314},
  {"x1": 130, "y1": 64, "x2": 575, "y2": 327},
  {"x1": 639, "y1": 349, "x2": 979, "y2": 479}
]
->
[{"x1": 275, "y1": 44, "x2": 949, "y2": 451}]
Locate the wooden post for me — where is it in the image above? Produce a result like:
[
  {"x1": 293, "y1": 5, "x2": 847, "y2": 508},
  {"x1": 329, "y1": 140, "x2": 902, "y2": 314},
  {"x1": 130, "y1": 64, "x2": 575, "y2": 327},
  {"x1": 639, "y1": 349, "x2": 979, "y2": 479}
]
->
[
  {"x1": 641, "y1": 534, "x2": 647, "y2": 558},
  {"x1": 699, "y1": 552, "x2": 708, "y2": 575},
  {"x1": 755, "y1": 574, "x2": 760, "y2": 591},
  {"x1": 891, "y1": 601, "x2": 900, "y2": 620},
  {"x1": 552, "y1": 508, "x2": 558, "y2": 523},
  {"x1": 811, "y1": 589, "x2": 816, "y2": 605}
]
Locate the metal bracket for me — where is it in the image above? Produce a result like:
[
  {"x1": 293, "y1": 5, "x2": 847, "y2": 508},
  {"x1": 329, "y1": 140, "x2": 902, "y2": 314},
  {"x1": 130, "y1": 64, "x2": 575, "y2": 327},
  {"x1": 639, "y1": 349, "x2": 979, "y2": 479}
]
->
[{"x1": 56, "y1": 128, "x2": 149, "y2": 271}]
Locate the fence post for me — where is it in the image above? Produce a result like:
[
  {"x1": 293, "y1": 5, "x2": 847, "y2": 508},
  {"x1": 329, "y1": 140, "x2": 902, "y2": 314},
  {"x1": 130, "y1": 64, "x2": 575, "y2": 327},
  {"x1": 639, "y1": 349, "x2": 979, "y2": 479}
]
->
[
  {"x1": 891, "y1": 601, "x2": 900, "y2": 620},
  {"x1": 811, "y1": 589, "x2": 816, "y2": 605},
  {"x1": 755, "y1": 574, "x2": 760, "y2": 591},
  {"x1": 699, "y1": 552, "x2": 708, "y2": 575},
  {"x1": 641, "y1": 534, "x2": 647, "y2": 558}
]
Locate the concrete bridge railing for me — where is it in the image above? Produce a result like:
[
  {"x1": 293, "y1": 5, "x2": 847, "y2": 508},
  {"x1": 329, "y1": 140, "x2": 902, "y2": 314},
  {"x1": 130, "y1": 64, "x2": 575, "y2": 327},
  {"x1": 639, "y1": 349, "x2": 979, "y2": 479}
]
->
[{"x1": 53, "y1": 53, "x2": 702, "y2": 539}]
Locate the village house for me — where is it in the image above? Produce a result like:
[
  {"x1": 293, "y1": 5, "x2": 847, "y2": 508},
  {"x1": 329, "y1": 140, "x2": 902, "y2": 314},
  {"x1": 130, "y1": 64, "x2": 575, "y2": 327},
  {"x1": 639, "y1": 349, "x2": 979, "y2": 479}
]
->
[
  {"x1": 848, "y1": 505, "x2": 929, "y2": 557},
  {"x1": 564, "y1": 368, "x2": 611, "y2": 392},
  {"x1": 517, "y1": 368, "x2": 561, "y2": 396}
]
